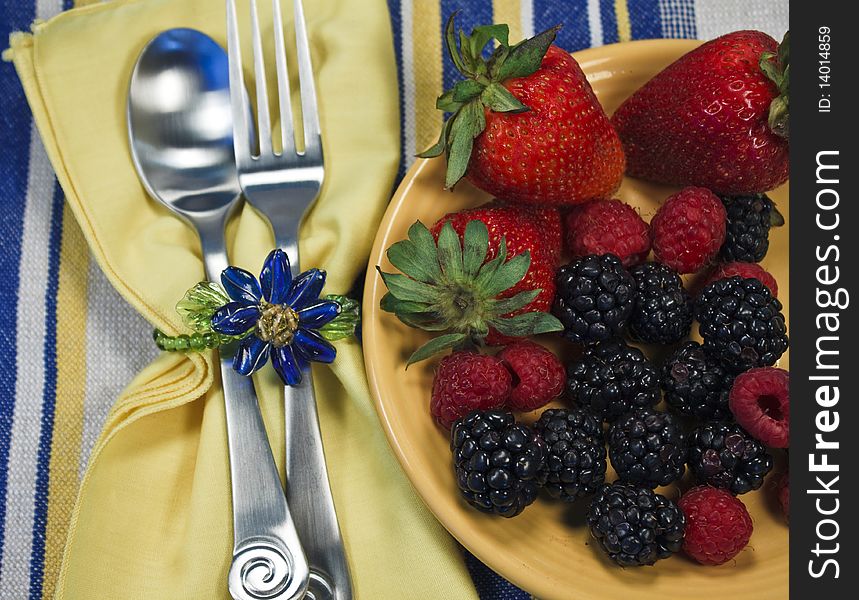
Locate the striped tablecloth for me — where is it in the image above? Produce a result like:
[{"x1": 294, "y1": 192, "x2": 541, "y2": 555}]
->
[{"x1": 0, "y1": 1, "x2": 787, "y2": 599}]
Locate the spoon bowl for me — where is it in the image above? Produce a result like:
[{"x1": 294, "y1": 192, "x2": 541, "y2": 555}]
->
[{"x1": 128, "y1": 28, "x2": 241, "y2": 220}]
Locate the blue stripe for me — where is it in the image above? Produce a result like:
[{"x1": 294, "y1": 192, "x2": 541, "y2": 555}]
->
[
  {"x1": 600, "y1": 0, "x2": 620, "y2": 44},
  {"x1": 386, "y1": 0, "x2": 407, "y2": 184},
  {"x1": 440, "y1": 0, "x2": 494, "y2": 92},
  {"x1": 27, "y1": 183, "x2": 64, "y2": 600},
  {"x1": 464, "y1": 550, "x2": 530, "y2": 600},
  {"x1": 628, "y1": 0, "x2": 662, "y2": 39},
  {"x1": 658, "y1": 0, "x2": 697, "y2": 39},
  {"x1": 0, "y1": 0, "x2": 38, "y2": 564},
  {"x1": 533, "y1": 0, "x2": 590, "y2": 51}
]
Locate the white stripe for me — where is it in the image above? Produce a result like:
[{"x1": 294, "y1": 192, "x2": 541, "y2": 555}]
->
[
  {"x1": 0, "y1": 129, "x2": 56, "y2": 600},
  {"x1": 693, "y1": 0, "x2": 788, "y2": 40},
  {"x1": 400, "y1": 0, "x2": 416, "y2": 168},
  {"x1": 586, "y1": 0, "x2": 603, "y2": 47},
  {"x1": 0, "y1": 5, "x2": 68, "y2": 596},
  {"x1": 520, "y1": 0, "x2": 534, "y2": 38},
  {"x1": 79, "y1": 261, "x2": 158, "y2": 478},
  {"x1": 37, "y1": 0, "x2": 62, "y2": 19}
]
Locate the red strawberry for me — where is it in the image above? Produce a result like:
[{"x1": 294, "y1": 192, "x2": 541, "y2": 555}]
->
[
  {"x1": 378, "y1": 218, "x2": 563, "y2": 365},
  {"x1": 612, "y1": 31, "x2": 789, "y2": 194},
  {"x1": 420, "y1": 17, "x2": 624, "y2": 205},
  {"x1": 508, "y1": 202, "x2": 563, "y2": 263},
  {"x1": 433, "y1": 202, "x2": 559, "y2": 345},
  {"x1": 431, "y1": 352, "x2": 511, "y2": 429}
]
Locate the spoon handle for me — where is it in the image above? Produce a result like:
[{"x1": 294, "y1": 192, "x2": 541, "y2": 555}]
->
[{"x1": 199, "y1": 226, "x2": 310, "y2": 600}]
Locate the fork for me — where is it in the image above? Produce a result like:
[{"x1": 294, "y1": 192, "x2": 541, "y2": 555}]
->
[{"x1": 226, "y1": 2, "x2": 352, "y2": 599}]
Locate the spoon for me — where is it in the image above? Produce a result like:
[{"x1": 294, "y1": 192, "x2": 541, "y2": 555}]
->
[{"x1": 127, "y1": 28, "x2": 309, "y2": 600}]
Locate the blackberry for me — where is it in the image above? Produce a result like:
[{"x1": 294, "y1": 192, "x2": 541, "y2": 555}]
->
[
  {"x1": 696, "y1": 276, "x2": 788, "y2": 373},
  {"x1": 719, "y1": 194, "x2": 777, "y2": 263},
  {"x1": 608, "y1": 409, "x2": 687, "y2": 488},
  {"x1": 661, "y1": 341, "x2": 734, "y2": 420},
  {"x1": 451, "y1": 410, "x2": 546, "y2": 517},
  {"x1": 553, "y1": 254, "x2": 636, "y2": 343},
  {"x1": 534, "y1": 408, "x2": 607, "y2": 502},
  {"x1": 566, "y1": 340, "x2": 660, "y2": 422},
  {"x1": 688, "y1": 421, "x2": 773, "y2": 494},
  {"x1": 628, "y1": 262, "x2": 693, "y2": 344},
  {"x1": 587, "y1": 482, "x2": 686, "y2": 567}
]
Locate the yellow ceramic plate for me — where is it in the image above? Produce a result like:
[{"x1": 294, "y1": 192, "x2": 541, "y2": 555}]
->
[{"x1": 363, "y1": 40, "x2": 788, "y2": 600}]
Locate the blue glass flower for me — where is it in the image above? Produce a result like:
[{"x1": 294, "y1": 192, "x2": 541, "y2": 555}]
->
[{"x1": 210, "y1": 249, "x2": 340, "y2": 385}]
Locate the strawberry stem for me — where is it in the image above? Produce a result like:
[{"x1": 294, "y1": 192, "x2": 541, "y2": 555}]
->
[
  {"x1": 761, "y1": 31, "x2": 789, "y2": 140},
  {"x1": 416, "y1": 14, "x2": 559, "y2": 188}
]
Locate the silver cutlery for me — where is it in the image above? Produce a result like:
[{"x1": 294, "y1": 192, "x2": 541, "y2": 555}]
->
[
  {"x1": 226, "y1": 2, "x2": 352, "y2": 599},
  {"x1": 127, "y1": 28, "x2": 309, "y2": 600}
]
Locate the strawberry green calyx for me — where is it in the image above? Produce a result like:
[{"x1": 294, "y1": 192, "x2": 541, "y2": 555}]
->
[
  {"x1": 760, "y1": 31, "x2": 789, "y2": 139},
  {"x1": 377, "y1": 220, "x2": 562, "y2": 365},
  {"x1": 417, "y1": 14, "x2": 560, "y2": 189}
]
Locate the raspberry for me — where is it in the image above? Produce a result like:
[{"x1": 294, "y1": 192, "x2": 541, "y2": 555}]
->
[
  {"x1": 431, "y1": 352, "x2": 511, "y2": 429},
  {"x1": 778, "y1": 471, "x2": 789, "y2": 520},
  {"x1": 498, "y1": 341, "x2": 565, "y2": 412},
  {"x1": 703, "y1": 262, "x2": 778, "y2": 297},
  {"x1": 651, "y1": 187, "x2": 727, "y2": 274},
  {"x1": 729, "y1": 367, "x2": 790, "y2": 448},
  {"x1": 565, "y1": 200, "x2": 651, "y2": 267},
  {"x1": 678, "y1": 486, "x2": 753, "y2": 565}
]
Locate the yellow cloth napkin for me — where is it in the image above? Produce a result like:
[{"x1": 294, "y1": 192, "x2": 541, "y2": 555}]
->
[{"x1": 7, "y1": 0, "x2": 478, "y2": 598}]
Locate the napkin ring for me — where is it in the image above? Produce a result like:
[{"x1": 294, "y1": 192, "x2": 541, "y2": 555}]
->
[{"x1": 154, "y1": 249, "x2": 359, "y2": 386}]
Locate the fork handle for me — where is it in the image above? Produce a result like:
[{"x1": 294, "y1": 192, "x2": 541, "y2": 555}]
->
[
  {"x1": 199, "y1": 224, "x2": 309, "y2": 600},
  {"x1": 284, "y1": 377, "x2": 353, "y2": 600},
  {"x1": 279, "y1": 237, "x2": 353, "y2": 600}
]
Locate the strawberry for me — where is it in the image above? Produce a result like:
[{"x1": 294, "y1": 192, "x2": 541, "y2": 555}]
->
[
  {"x1": 419, "y1": 17, "x2": 624, "y2": 206},
  {"x1": 377, "y1": 219, "x2": 562, "y2": 364},
  {"x1": 612, "y1": 31, "x2": 789, "y2": 194},
  {"x1": 432, "y1": 202, "x2": 559, "y2": 345}
]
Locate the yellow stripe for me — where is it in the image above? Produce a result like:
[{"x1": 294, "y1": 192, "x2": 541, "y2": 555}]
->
[
  {"x1": 412, "y1": 0, "x2": 443, "y2": 152},
  {"x1": 42, "y1": 205, "x2": 90, "y2": 600},
  {"x1": 615, "y1": 0, "x2": 632, "y2": 42},
  {"x1": 492, "y1": 0, "x2": 523, "y2": 44}
]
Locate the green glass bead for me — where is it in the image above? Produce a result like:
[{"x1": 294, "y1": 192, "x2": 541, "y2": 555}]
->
[
  {"x1": 202, "y1": 332, "x2": 219, "y2": 348},
  {"x1": 174, "y1": 335, "x2": 191, "y2": 351},
  {"x1": 189, "y1": 334, "x2": 205, "y2": 351}
]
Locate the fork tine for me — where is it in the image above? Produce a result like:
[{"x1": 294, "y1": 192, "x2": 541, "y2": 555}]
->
[
  {"x1": 249, "y1": 0, "x2": 273, "y2": 157},
  {"x1": 226, "y1": 0, "x2": 253, "y2": 167},
  {"x1": 272, "y1": 0, "x2": 296, "y2": 156},
  {"x1": 293, "y1": 0, "x2": 321, "y2": 156}
]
